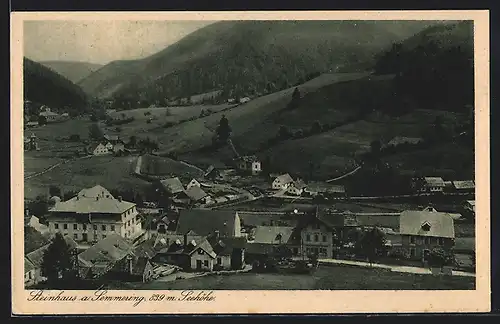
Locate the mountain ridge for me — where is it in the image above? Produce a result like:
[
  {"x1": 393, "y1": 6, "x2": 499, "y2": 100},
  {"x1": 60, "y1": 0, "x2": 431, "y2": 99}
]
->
[{"x1": 79, "y1": 20, "x2": 438, "y2": 103}]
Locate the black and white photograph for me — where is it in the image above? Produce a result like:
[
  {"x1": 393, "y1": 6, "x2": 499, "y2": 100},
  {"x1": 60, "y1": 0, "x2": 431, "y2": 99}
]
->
[{"x1": 11, "y1": 10, "x2": 490, "y2": 314}]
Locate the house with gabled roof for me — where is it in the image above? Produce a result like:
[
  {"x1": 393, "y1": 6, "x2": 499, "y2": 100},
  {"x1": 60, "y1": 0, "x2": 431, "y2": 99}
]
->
[
  {"x1": 47, "y1": 185, "x2": 142, "y2": 243},
  {"x1": 398, "y1": 208, "x2": 456, "y2": 261},
  {"x1": 87, "y1": 142, "x2": 110, "y2": 156},
  {"x1": 412, "y1": 176, "x2": 446, "y2": 193},
  {"x1": 185, "y1": 186, "x2": 213, "y2": 205},
  {"x1": 452, "y1": 180, "x2": 475, "y2": 193},
  {"x1": 286, "y1": 179, "x2": 307, "y2": 196},
  {"x1": 272, "y1": 173, "x2": 294, "y2": 190}
]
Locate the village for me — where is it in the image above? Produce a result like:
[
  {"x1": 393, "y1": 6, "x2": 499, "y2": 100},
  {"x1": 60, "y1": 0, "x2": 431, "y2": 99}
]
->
[{"x1": 23, "y1": 104, "x2": 476, "y2": 290}]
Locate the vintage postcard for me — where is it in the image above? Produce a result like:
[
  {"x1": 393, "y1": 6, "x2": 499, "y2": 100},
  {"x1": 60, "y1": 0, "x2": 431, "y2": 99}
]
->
[{"x1": 11, "y1": 10, "x2": 490, "y2": 314}]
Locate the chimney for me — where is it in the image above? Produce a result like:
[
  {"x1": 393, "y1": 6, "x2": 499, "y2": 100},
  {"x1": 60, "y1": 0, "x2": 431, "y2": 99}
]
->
[
  {"x1": 118, "y1": 196, "x2": 122, "y2": 202},
  {"x1": 184, "y1": 233, "x2": 188, "y2": 247},
  {"x1": 214, "y1": 230, "x2": 220, "y2": 241}
]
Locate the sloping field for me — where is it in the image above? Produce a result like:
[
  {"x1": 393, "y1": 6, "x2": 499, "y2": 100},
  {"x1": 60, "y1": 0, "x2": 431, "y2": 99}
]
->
[
  {"x1": 139, "y1": 154, "x2": 204, "y2": 180},
  {"x1": 24, "y1": 156, "x2": 149, "y2": 200}
]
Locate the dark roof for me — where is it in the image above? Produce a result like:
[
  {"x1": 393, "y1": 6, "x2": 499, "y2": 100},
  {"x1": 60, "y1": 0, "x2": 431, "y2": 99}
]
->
[
  {"x1": 134, "y1": 239, "x2": 157, "y2": 259},
  {"x1": 245, "y1": 243, "x2": 276, "y2": 255},
  {"x1": 25, "y1": 257, "x2": 36, "y2": 273},
  {"x1": 159, "y1": 177, "x2": 185, "y2": 195},
  {"x1": 291, "y1": 180, "x2": 307, "y2": 190},
  {"x1": 78, "y1": 233, "x2": 134, "y2": 267},
  {"x1": 24, "y1": 226, "x2": 50, "y2": 254},
  {"x1": 185, "y1": 186, "x2": 208, "y2": 202},
  {"x1": 238, "y1": 211, "x2": 302, "y2": 228},
  {"x1": 252, "y1": 226, "x2": 295, "y2": 244},
  {"x1": 131, "y1": 256, "x2": 151, "y2": 276},
  {"x1": 208, "y1": 236, "x2": 247, "y2": 256},
  {"x1": 317, "y1": 211, "x2": 401, "y2": 229},
  {"x1": 176, "y1": 209, "x2": 237, "y2": 237},
  {"x1": 26, "y1": 235, "x2": 77, "y2": 268}
]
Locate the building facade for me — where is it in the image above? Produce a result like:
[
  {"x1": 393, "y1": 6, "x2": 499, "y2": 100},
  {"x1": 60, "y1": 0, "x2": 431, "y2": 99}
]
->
[{"x1": 47, "y1": 185, "x2": 142, "y2": 244}]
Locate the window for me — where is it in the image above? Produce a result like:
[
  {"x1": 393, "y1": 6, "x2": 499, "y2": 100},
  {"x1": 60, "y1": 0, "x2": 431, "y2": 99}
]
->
[
  {"x1": 54, "y1": 223, "x2": 59, "y2": 230},
  {"x1": 314, "y1": 234, "x2": 318, "y2": 242},
  {"x1": 63, "y1": 224, "x2": 68, "y2": 229},
  {"x1": 322, "y1": 235, "x2": 327, "y2": 242},
  {"x1": 101, "y1": 225, "x2": 106, "y2": 231},
  {"x1": 73, "y1": 224, "x2": 78, "y2": 230},
  {"x1": 82, "y1": 233, "x2": 88, "y2": 241},
  {"x1": 74, "y1": 234, "x2": 78, "y2": 240},
  {"x1": 102, "y1": 234, "x2": 106, "y2": 239},
  {"x1": 198, "y1": 250, "x2": 204, "y2": 255},
  {"x1": 306, "y1": 234, "x2": 311, "y2": 242},
  {"x1": 204, "y1": 260, "x2": 209, "y2": 267},
  {"x1": 410, "y1": 248, "x2": 416, "y2": 257},
  {"x1": 409, "y1": 236, "x2": 414, "y2": 244},
  {"x1": 111, "y1": 225, "x2": 115, "y2": 231},
  {"x1": 93, "y1": 225, "x2": 97, "y2": 230},
  {"x1": 217, "y1": 258, "x2": 222, "y2": 265},
  {"x1": 83, "y1": 224, "x2": 87, "y2": 231}
]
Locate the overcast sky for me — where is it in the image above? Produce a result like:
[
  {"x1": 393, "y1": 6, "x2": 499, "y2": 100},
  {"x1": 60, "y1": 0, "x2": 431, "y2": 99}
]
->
[{"x1": 23, "y1": 20, "x2": 215, "y2": 65}]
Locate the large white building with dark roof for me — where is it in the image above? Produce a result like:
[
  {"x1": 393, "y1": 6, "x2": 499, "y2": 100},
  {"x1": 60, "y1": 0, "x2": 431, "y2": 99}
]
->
[{"x1": 47, "y1": 185, "x2": 142, "y2": 244}]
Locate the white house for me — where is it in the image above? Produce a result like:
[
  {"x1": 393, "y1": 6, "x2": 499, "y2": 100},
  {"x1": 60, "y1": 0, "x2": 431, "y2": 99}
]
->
[
  {"x1": 104, "y1": 141, "x2": 114, "y2": 151},
  {"x1": 287, "y1": 179, "x2": 307, "y2": 196},
  {"x1": 186, "y1": 178, "x2": 201, "y2": 190},
  {"x1": 272, "y1": 173, "x2": 294, "y2": 190},
  {"x1": 47, "y1": 185, "x2": 143, "y2": 244},
  {"x1": 88, "y1": 143, "x2": 110, "y2": 156},
  {"x1": 239, "y1": 97, "x2": 251, "y2": 104}
]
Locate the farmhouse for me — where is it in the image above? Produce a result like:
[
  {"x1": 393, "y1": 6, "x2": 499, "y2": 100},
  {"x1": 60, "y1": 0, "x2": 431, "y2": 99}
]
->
[
  {"x1": 186, "y1": 178, "x2": 201, "y2": 190},
  {"x1": 158, "y1": 177, "x2": 185, "y2": 196},
  {"x1": 185, "y1": 186, "x2": 213, "y2": 205},
  {"x1": 239, "y1": 97, "x2": 251, "y2": 104},
  {"x1": 78, "y1": 233, "x2": 137, "y2": 279},
  {"x1": 235, "y1": 155, "x2": 262, "y2": 175},
  {"x1": 39, "y1": 108, "x2": 60, "y2": 123},
  {"x1": 272, "y1": 173, "x2": 294, "y2": 190},
  {"x1": 412, "y1": 177, "x2": 445, "y2": 193},
  {"x1": 385, "y1": 136, "x2": 423, "y2": 147},
  {"x1": 47, "y1": 185, "x2": 143, "y2": 244},
  {"x1": 304, "y1": 182, "x2": 346, "y2": 197},
  {"x1": 87, "y1": 142, "x2": 110, "y2": 156},
  {"x1": 286, "y1": 179, "x2": 307, "y2": 196},
  {"x1": 452, "y1": 180, "x2": 475, "y2": 193},
  {"x1": 398, "y1": 208, "x2": 455, "y2": 262}
]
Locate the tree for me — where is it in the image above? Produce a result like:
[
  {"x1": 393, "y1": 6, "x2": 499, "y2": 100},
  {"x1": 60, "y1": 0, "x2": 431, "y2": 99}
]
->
[
  {"x1": 357, "y1": 227, "x2": 387, "y2": 266},
  {"x1": 199, "y1": 109, "x2": 206, "y2": 118},
  {"x1": 215, "y1": 114, "x2": 232, "y2": 142},
  {"x1": 49, "y1": 185, "x2": 61, "y2": 197},
  {"x1": 278, "y1": 125, "x2": 291, "y2": 140},
  {"x1": 128, "y1": 135, "x2": 137, "y2": 148},
  {"x1": 88, "y1": 123, "x2": 104, "y2": 141},
  {"x1": 38, "y1": 115, "x2": 47, "y2": 125},
  {"x1": 41, "y1": 233, "x2": 78, "y2": 287},
  {"x1": 427, "y1": 247, "x2": 454, "y2": 269},
  {"x1": 27, "y1": 196, "x2": 49, "y2": 217},
  {"x1": 288, "y1": 87, "x2": 301, "y2": 110},
  {"x1": 310, "y1": 120, "x2": 322, "y2": 134}
]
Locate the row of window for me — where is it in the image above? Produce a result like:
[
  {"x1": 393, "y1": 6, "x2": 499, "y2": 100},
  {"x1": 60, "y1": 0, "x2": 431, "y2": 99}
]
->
[
  {"x1": 409, "y1": 236, "x2": 444, "y2": 245},
  {"x1": 54, "y1": 223, "x2": 117, "y2": 232},
  {"x1": 305, "y1": 233, "x2": 328, "y2": 243},
  {"x1": 305, "y1": 247, "x2": 328, "y2": 256}
]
